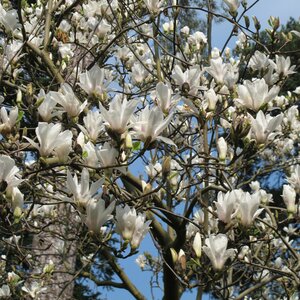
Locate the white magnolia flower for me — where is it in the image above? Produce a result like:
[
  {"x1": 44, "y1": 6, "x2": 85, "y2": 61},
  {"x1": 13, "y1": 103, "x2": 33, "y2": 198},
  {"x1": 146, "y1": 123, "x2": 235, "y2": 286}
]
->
[
  {"x1": 144, "y1": 0, "x2": 164, "y2": 14},
  {"x1": 100, "y1": 95, "x2": 137, "y2": 134},
  {"x1": 78, "y1": 65, "x2": 109, "y2": 97},
  {"x1": 249, "y1": 110, "x2": 283, "y2": 144},
  {"x1": 85, "y1": 198, "x2": 115, "y2": 233},
  {"x1": 217, "y1": 137, "x2": 227, "y2": 161},
  {"x1": 203, "y1": 234, "x2": 236, "y2": 270},
  {"x1": 0, "y1": 155, "x2": 22, "y2": 188},
  {"x1": 270, "y1": 55, "x2": 296, "y2": 77},
  {"x1": 115, "y1": 204, "x2": 151, "y2": 249},
  {"x1": 215, "y1": 191, "x2": 238, "y2": 224},
  {"x1": 21, "y1": 282, "x2": 47, "y2": 298},
  {"x1": 96, "y1": 142, "x2": 119, "y2": 167},
  {"x1": 130, "y1": 213, "x2": 152, "y2": 249},
  {"x1": 0, "y1": 106, "x2": 18, "y2": 134},
  {"x1": 37, "y1": 90, "x2": 57, "y2": 122},
  {"x1": 145, "y1": 162, "x2": 162, "y2": 178},
  {"x1": 0, "y1": 4, "x2": 19, "y2": 32},
  {"x1": 235, "y1": 79, "x2": 280, "y2": 111},
  {"x1": 6, "y1": 186, "x2": 24, "y2": 210},
  {"x1": 25, "y1": 122, "x2": 72, "y2": 159},
  {"x1": 206, "y1": 57, "x2": 228, "y2": 85},
  {"x1": 132, "y1": 106, "x2": 175, "y2": 146},
  {"x1": 171, "y1": 65, "x2": 201, "y2": 96},
  {"x1": 287, "y1": 165, "x2": 300, "y2": 193},
  {"x1": 67, "y1": 168, "x2": 104, "y2": 207},
  {"x1": 136, "y1": 254, "x2": 147, "y2": 269},
  {"x1": 78, "y1": 110, "x2": 103, "y2": 142},
  {"x1": 282, "y1": 185, "x2": 296, "y2": 214},
  {"x1": 249, "y1": 51, "x2": 270, "y2": 71},
  {"x1": 237, "y1": 192, "x2": 264, "y2": 227},
  {"x1": 50, "y1": 84, "x2": 87, "y2": 118},
  {"x1": 0, "y1": 284, "x2": 11, "y2": 297},
  {"x1": 155, "y1": 82, "x2": 178, "y2": 113},
  {"x1": 223, "y1": 0, "x2": 240, "y2": 12},
  {"x1": 193, "y1": 232, "x2": 202, "y2": 258},
  {"x1": 204, "y1": 88, "x2": 220, "y2": 111}
]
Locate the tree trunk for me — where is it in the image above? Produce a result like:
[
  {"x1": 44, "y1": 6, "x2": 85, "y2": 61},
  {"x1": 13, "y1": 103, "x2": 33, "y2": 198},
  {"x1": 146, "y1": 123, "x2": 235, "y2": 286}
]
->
[{"x1": 31, "y1": 204, "x2": 78, "y2": 299}]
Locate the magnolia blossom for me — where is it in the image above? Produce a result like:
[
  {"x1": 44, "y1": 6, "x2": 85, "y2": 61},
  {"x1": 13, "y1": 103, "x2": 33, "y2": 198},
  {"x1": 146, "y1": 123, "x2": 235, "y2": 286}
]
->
[
  {"x1": 171, "y1": 65, "x2": 201, "y2": 96},
  {"x1": 202, "y1": 234, "x2": 236, "y2": 270},
  {"x1": 0, "y1": 285, "x2": 11, "y2": 297},
  {"x1": 96, "y1": 142, "x2": 119, "y2": 167},
  {"x1": 249, "y1": 51, "x2": 270, "y2": 71},
  {"x1": 0, "y1": 106, "x2": 18, "y2": 134},
  {"x1": 132, "y1": 106, "x2": 174, "y2": 146},
  {"x1": 215, "y1": 191, "x2": 237, "y2": 224},
  {"x1": 37, "y1": 90, "x2": 57, "y2": 122},
  {"x1": 192, "y1": 232, "x2": 202, "y2": 258},
  {"x1": 67, "y1": 168, "x2": 103, "y2": 207},
  {"x1": 0, "y1": 155, "x2": 22, "y2": 188},
  {"x1": 206, "y1": 57, "x2": 228, "y2": 85},
  {"x1": 155, "y1": 82, "x2": 178, "y2": 113},
  {"x1": 282, "y1": 185, "x2": 296, "y2": 214},
  {"x1": 237, "y1": 192, "x2": 264, "y2": 227},
  {"x1": 204, "y1": 88, "x2": 219, "y2": 111},
  {"x1": 144, "y1": 0, "x2": 164, "y2": 14},
  {"x1": 85, "y1": 198, "x2": 115, "y2": 233},
  {"x1": 50, "y1": 84, "x2": 87, "y2": 118},
  {"x1": 223, "y1": 0, "x2": 240, "y2": 12},
  {"x1": 78, "y1": 65, "x2": 109, "y2": 97},
  {"x1": 235, "y1": 79, "x2": 280, "y2": 111},
  {"x1": 249, "y1": 110, "x2": 283, "y2": 144},
  {"x1": 6, "y1": 186, "x2": 24, "y2": 210},
  {"x1": 21, "y1": 282, "x2": 47, "y2": 298},
  {"x1": 217, "y1": 137, "x2": 227, "y2": 161},
  {"x1": 115, "y1": 205, "x2": 151, "y2": 249},
  {"x1": 100, "y1": 95, "x2": 137, "y2": 134},
  {"x1": 0, "y1": 4, "x2": 19, "y2": 32},
  {"x1": 270, "y1": 55, "x2": 296, "y2": 77},
  {"x1": 78, "y1": 110, "x2": 103, "y2": 141},
  {"x1": 287, "y1": 165, "x2": 300, "y2": 193},
  {"x1": 25, "y1": 122, "x2": 72, "y2": 159}
]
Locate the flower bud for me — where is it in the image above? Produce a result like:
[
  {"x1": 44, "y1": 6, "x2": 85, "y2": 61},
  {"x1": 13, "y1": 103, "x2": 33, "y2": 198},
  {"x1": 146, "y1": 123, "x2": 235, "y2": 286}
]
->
[{"x1": 192, "y1": 232, "x2": 202, "y2": 258}]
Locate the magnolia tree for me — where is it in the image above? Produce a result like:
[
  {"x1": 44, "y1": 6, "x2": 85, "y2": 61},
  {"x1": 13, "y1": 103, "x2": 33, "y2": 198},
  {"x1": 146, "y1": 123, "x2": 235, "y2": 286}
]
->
[{"x1": 0, "y1": 0, "x2": 300, "y2": 299}]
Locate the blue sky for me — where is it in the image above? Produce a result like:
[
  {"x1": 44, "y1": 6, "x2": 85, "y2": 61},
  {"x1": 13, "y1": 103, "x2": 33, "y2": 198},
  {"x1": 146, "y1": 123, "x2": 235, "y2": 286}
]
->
[{"x1": 101, "y1": 1, "x2": 300, "y2": 299}]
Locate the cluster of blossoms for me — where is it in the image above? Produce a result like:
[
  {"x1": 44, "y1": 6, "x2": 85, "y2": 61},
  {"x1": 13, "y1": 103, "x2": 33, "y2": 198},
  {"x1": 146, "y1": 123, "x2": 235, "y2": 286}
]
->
[{"x1": 0, "y1": 0, "x2": 299, "y2": 299}]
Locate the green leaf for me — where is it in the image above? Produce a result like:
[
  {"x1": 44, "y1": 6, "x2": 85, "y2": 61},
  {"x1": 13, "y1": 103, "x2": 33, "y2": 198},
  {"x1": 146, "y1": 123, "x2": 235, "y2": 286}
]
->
[
  {"x1": 132, "y1": 141, "x2": 141, "y2": 151},
  {"x1": 17, "y1": 111, "x2": 24, "y2": 123},
  {"x1": 82, "y1": 151, "x2": 88, "y2": 159}
]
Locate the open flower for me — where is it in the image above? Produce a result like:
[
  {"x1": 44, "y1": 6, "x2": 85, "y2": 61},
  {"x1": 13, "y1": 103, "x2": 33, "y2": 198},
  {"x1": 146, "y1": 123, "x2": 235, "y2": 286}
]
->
[
  {"x1": 237, "y1": 192, "x2": 264, "y2": 227},
  {"x1": 78, "y1": 65, "x2": 109, "y2": 97},
  {"x1": 0, "y1": 155, "x2": 22, "y2": 188},
  {"x1": 282, "y1": 185, "x2": 296, "y2": 214},
  {"x1": 50, "y1": 84, "x2": 87, "y2": 118},
  {"x1": 215, "y1": 191, "x2": 238, "y2": 224},
  {"x1": 78, "y1": 110, "x2": 103, "y2": 142},
  {"x1": 67, "y1": 168, "x2": 104, "y2": 207},
  {"x1": 0, "y1": 106, "x2": 18, "y2": 135},
  {"x1": 115, "y1": 204, "x2": 151, "y2": 249},
  {"x1": 203, "y1": 234, "x2": 236, "y2": 270},
  {"x1": 25, "y1": 122, "x2": 72, "y2": 160},
  {"x1": 132, "y1": 106, "x2": 175, "y2": 146},
  {"x1": 249, "y1": 110, "x2": 283, "y2": 144},
  {"x1": 235, "y1": 79, "x2": 279, "y2": 111},
  {"x1": 85, "y1": 198, "x2": 115, "y2": 233},
  {"x1": 0, "y1": 4, "x2": 19, "y2": 32},
  {"x1": 100, "y1": 95, "x2": 137, "y2": 134}
]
